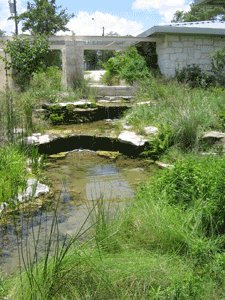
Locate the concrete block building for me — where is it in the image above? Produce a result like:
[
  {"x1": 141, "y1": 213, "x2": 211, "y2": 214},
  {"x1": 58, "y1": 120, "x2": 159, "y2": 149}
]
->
[{"x1": 138, "y1": 21, "x2": 225, "y2": 77}]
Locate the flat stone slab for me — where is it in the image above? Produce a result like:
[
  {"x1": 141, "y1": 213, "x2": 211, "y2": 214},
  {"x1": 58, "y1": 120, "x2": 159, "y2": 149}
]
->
[
  {"x1": 137, "y1": 101, "x2": 151, "y2": 105},
  {"x1": 23, "y1": 134, "x2": 61, "y2": 145},
  {"x1": 97, "y1": 100, "x2": 110, "y2": 103},
  {"x1": 43, "y1": 100, "x2": 92, "y2": 108},
  {"x1": 202, "y1": 131, "x2": 225, "y2": 139},
  {"x1": 118, "y1": 130, "x2": 148, "y2": 147},
  {"x1": 155, "y1": 161, "x2": 175, "y2": 169},
  {"x1": 201, "y1": 131, "x2": 225, "y2": 151},
  {"x1": 111, "y1": 100, "x2": 122, "y2": 103}
]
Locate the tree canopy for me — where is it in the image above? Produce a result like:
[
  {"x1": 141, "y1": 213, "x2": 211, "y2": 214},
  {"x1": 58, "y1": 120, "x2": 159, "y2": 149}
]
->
[
  {"x1": 0, "y1": 29, "x2": 5, "y2": 35},
  {"x1": 172, "y1": 3, "x2": 225, "y2": 22},
  {"x1": 18, "y1": 0, "x2": 74, "y2": 35}
]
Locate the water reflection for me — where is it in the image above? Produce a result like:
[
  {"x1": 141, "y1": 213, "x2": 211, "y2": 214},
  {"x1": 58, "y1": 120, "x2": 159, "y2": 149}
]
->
[{"x1": 86, "y1": 164, "x2": 135, "y2": 201}]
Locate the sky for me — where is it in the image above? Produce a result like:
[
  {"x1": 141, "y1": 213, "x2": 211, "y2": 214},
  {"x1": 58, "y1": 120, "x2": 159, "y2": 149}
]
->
[{"x1": 0, "y1": 0, "x2": 193, "y2": 36}]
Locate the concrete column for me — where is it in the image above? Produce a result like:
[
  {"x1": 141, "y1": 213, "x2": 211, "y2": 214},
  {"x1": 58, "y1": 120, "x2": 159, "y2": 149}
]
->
[
  {"x1": 62, "y1": 37, "x2": 84, "y2": 89},
  {"x1": 0, "y1": 50, "x2": 14, "y2": 92}
]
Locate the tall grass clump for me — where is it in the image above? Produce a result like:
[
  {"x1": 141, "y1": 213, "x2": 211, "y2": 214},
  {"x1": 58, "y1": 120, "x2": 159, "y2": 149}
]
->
[
  {"x1": 29, "y1": 66, "x2": 62, "y2": 103},
  {"x1": 0, "y1": 144, "x2": 28, "y2": 206},
  {"x1": 71, "y1": 71, "x2": 97, "y2": 101},
  {"x1": 125, "y1": 75, "x2": 225, "y2": 156}
]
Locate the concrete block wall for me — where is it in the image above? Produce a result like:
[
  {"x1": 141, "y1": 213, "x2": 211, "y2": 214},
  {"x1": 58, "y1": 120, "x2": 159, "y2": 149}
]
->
[{"x1": 156, "y1": 34, "x2": 225, "y2": 77}]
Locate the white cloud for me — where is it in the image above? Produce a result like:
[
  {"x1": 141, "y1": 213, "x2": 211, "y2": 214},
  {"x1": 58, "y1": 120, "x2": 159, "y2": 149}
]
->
[
  {"x1": 159, "y1": 2, "x2": 192, "y2": 22},
  {"x1": 57, "y1": 11, "x2": 143, "y2": 36},
  {"x1": 132, "y1": 0, "x2": 185, "y2": 10},
  {"x1": 132, "y1": 0, "x2": 192, "y2": 23},
  {"x1": 1, "y1": 5, "x2": 143, "y2": 37}
]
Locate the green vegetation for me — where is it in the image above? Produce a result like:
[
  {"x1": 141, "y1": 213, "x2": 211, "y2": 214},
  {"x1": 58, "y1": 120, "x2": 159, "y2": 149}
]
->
[
  {"x1": 2, "y1": 38, "x2": 225, "y2": 299},
  {"x1": 3, "y1": 154, "x2": 225, "y2": 299},
  {"x1": 0, "y1": 145, "x2": 28, "y2": 206},
  {"x1": 101, "y1": 45, "x2": 149, "y2": 85},
  {"x1": 121, "y1": 73, "x2": 225, "y2": 159}
]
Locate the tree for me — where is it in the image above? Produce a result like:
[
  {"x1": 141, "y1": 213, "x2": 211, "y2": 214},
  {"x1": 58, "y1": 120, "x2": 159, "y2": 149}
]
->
[
  {"x1": 18, "y1": 0, "x2": 74, "y2": 35},
  {"x1": 1, "y1": 34, "x2": 50, "y2": 90},
  {"x1": 0, "y1": 29, "x2": 5, "y2": 35},
  {"x1": 172, "y1": 3, "x2": 225, "y2": 22}
]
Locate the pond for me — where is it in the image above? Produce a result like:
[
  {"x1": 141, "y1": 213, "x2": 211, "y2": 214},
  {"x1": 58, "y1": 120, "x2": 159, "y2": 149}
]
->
[{"x1": 0, "y1": 149, "x2": 154, "y2": 276}]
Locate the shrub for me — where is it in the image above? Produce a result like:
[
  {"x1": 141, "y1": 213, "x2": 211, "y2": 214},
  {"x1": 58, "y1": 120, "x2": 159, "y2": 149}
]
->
[
  {"x1": 211, "y1": 46, "x2": 225, "y2": 86},
  {"x1": 175, "y1": 64, "x2": 215, "y2": 88},
  {"x1": 31, "y1": 66, "x2": 62, "y2": 92},
  {"x1": 1, "y1": 34, "x2": 49, "y2": 91},
  {"x1": 103, "y1": 46, "x2": 149, "y2": 85}
]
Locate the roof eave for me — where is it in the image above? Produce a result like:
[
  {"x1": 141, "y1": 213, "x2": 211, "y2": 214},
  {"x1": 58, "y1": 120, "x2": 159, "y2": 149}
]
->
[{"x1": 138, "y1": 25, "x2": 225, "y2": 37}]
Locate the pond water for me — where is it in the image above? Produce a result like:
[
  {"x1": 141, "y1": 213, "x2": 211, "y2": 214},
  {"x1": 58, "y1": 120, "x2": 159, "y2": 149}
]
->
[{"x1": 0, "y1": 149, "x2": 153, "y2": 276}]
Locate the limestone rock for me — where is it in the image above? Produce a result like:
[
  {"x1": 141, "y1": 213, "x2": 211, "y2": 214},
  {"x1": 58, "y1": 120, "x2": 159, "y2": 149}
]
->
[
  {"x1": 23, "y1": 133, "x2": 61, "y2": 146},
  {"x1": 0, "y1": 202, "x2": 7, "y2": 215},
  {"x1": 129, "y1": 168, "x2": 145, "y2": 172},
  {"x1": 17, "y1": 179, "x2": 50, "y2": 203},
  {"x1": 144, "y1": 126, "x2": 159, "y2": 135},
  {"x1": 118, "y1": 130, "x2": 148, "y2": 147},
  {"x1": 136, "y1": 101, "x2": 151, "y2": 106},
  {"x1": 155, "y1": 161, "x2": 175, "y2": 169},
  {"x1": 111, "y1": 100, "x2": 122, "y2": 103},
  {"x1": 97, "y1": 100, "x2": 110, "y2": 103},
  {"x1": 201, "y1": 131, "x2": 225, "y2": 150},
  {"x1": 202, "y1": 131, "x2": 225, "y2": 140}
]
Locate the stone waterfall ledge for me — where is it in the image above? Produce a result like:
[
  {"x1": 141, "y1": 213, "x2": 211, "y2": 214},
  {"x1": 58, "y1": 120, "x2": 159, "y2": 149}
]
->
[{"x1": 118, "y1": 131, "x2": 148, "y2": 147}]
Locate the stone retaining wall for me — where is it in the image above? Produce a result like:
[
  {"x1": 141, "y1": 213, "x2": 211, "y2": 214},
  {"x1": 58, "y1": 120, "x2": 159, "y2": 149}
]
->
[{"x1": 157, "y1": 34, "x2": 225, "y2": 76}]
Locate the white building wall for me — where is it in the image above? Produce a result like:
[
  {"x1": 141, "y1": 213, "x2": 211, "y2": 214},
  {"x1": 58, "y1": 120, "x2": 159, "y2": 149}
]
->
[{"x1": 156, "y1": 34, "x2": 225, "y2": 76}]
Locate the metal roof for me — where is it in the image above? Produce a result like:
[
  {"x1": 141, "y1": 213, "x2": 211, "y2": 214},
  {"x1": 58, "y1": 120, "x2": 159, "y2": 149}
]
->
[{"x1": 138, "y1": 21, "x2": 225, "y2": 37}]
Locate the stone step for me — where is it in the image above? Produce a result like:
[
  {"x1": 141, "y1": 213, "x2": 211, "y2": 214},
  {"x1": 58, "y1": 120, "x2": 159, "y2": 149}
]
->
[{"x1": 90, "y1": 84, "x2": 135, "y2": 97}]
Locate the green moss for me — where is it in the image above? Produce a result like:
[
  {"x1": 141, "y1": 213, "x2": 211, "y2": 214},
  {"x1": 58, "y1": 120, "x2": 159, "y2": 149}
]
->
[
  {"x1": 49, "y1": 113, "x2": 64, "y2": 125},
  {"x1": 48, "y1": 104, "x2": 61, "y2": 112}
]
